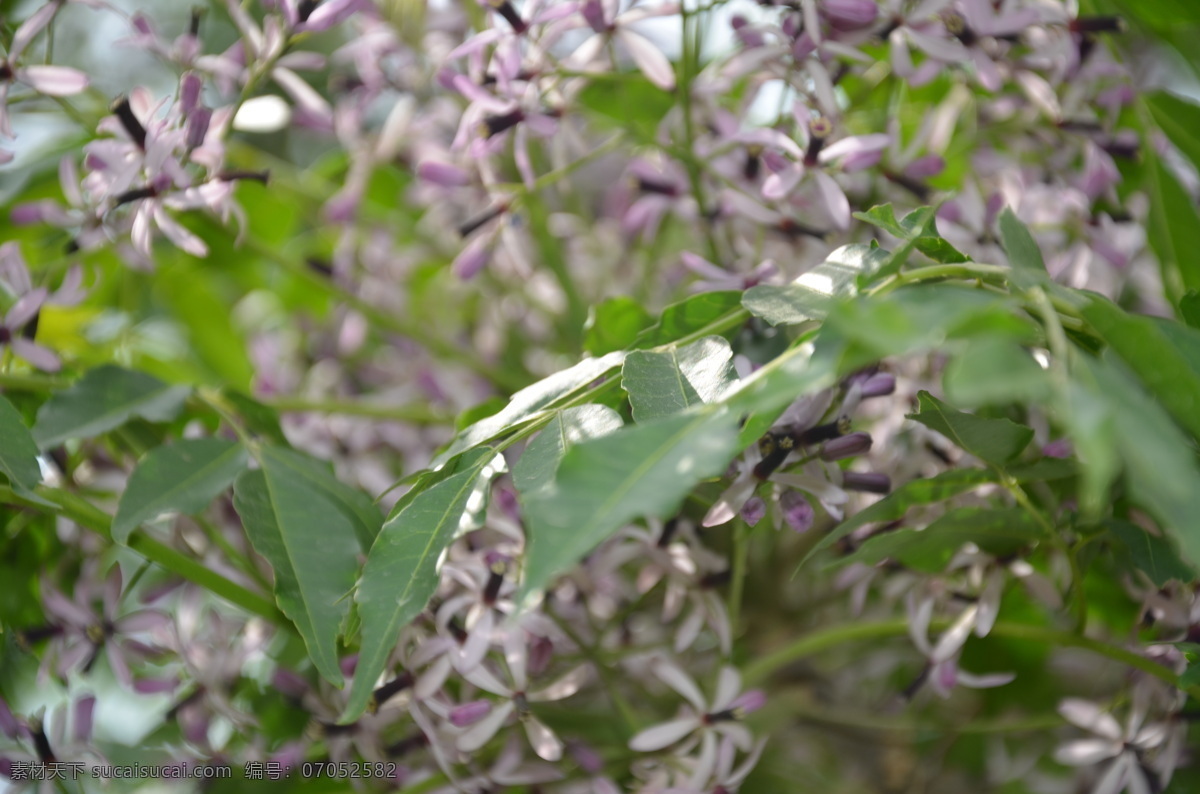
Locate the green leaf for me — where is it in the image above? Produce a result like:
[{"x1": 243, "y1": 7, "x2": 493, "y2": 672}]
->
[
  {"x1": 521, "y1": 408, "x2": 741, "y2": 601},
  {"x1": 220, "y1": 389, "x2": 288, "y2": 446},
  {"x1": 584, "y1": 297, "x2": 653, "y2": 355},
  {"x1": 1082, "y1": 296, "x2": 1200, "y2": 442},
  {"x1": 825, "y1": 286, "x2": 1033, "y2": 368},
  {"x1": 1072, "y1": 354, "x2": 1200, "y2": 563},
  {"x1": 1106, "y1": 519, "x2": 1195, "y2": 586},
  {"x1": 512, "y1": 405, "x2": 624, "y2": 496},
  {"x1": 1180, "y1": 291, "x2": 1200, "y2": 329},
  {"x1": 853, "y1": 204, "x2": 909, "y2": 239},
  {"x1": 233, "y1": 460, "x2": 362, "y2": 687},
  {"x1": 257, "y1": 447, "x2": 382, "y2": 552},
  {"x1": 633, "y1": 291, "x2": 743, "y2": 348},
  {"x1": 157, "y1": 265, "x2": 255, "y2": 389},
  {"x1": 997, "y1": 207, "x2": 1048, "y2": 283},
  {"x1": 622, "y1": 336, "x2": 737, "y2": 422},
  {"x1": 0, "y1": 394, "x2": 42, "y2": 495},
  {"x1": 743, "y1": 244, "x2": 887, "y2": 325},
  {"x1": 1146, "y1": 92, "x2": 1200, "y2": 173},
  {"x1": 32, "y1": 366, "x2": 191, "y2": 448},
  {"x1": 908, "y1": 391, "x2": 1033, "y2": 469},
  {"x1": 343, "y1": 447, "x2": 497, "y2": 721},
  {"x1": 854, "y1": 204, "x2": 968, "y2": 267},
  {"x1": 828, "y1": 508, "x2": 1046, "y2": 573},
  {"x1": 113, "y1": 439, "x2": 249, "y2": 544},
  {"x1": 943, "y1": 336, "x2": 1050, "y2": 407},
  {"x1": 436, "y1": 352, "x2": 625, "y2": 465},
  {"x1": 1144, "y1": 153, "x2": 1200, "y2": 300},
  {"x1": 799, "y1": 469, "x2": 995, "y2": 569}
]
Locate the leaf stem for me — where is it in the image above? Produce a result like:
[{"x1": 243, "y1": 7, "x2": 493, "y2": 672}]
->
[
  {"x1": 0, "y1": 372, "x2": 69, "y2": 391},
  {"x1": 728, "y1": 518, "x2": 751, "y2": 646}
]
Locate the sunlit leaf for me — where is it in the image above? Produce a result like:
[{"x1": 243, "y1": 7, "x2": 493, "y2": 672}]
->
[
  {"x1": 513, "y1": 405, "x2": 624, "y2": 495},
  {"x1": 743, "y1": 244, "x2": 887, "y2": 325},
  {"x1": 521, "y1": 408, "x2": 740, "y2": 602},
  {"x1": 622, "y1": 336, "x2": 737, "y2": 422}
]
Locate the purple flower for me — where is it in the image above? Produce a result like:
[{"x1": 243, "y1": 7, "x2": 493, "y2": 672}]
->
[{"x1": 38, "y1": 568, "x2": 170, "y2": 687}]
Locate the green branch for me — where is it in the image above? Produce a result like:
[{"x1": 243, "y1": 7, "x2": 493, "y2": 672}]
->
[
  {"x1": 259, "y1": 395, "x2": 451, "y2": 423},
  {"x1": 743, "y1": 617, "x2": 1193, "y2": 696},
  {"x1": 0, "y1": 485, "x2": 285, "y2": 625}
]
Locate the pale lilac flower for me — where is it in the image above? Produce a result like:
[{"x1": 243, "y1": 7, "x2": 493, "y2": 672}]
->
[
  {"x1": 566, "y1": 0, "x2": 681, "y2": 91},
  {"x1": 0, "y1": 3, "x2": 90, "y2": 139},
  {"x1": 38, "y1": 568, "x2": 170, "y2": 687},
  {"x1": 680, "y1": 252, "x2": 778, "y2": 293},
  {"x1": 629, "y1": 663, "x2": 764, "y2": 789},
  {"x1": 457, "y1": 634, "x2": 589, "y2": 761},
  {"x1": 1055, "y1": 696, "x2": 1185, "y2": 794},
  {"x1": 906, "y1": 594, "x2": 1014, "y2": 698}
]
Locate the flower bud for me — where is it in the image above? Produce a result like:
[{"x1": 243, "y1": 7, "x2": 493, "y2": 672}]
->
[
  {"x1": 450, "y1": 700, "x2": 492, "y2": 727},
  {"x1": 823, "y1": 0, "x2": 878, "y2": 30},
  {"x1": 741, "y1": 495, "x2": 767, "y2": 526},
  {"x1": 842, "y1": 471, "x2": 890, "y2": 494},
  {"x1": 859, "y1": 372, "x2": 896, "y2": 398},
  {"x1": 820, "y1": 432, "x2": 872, "y2": 461},
  {"x1": 781, "y1": 491, "x2": 814, "y2": 533}
]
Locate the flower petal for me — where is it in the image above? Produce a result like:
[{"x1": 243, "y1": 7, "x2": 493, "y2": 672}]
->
[
  {"x1": 617, "y1": 30, "x2": 676, "y2": 91},
  {"x1": 629, "y1": 717, "x2": 699, "y2": 752}
]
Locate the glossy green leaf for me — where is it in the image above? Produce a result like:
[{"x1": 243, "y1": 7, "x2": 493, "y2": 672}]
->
[
  {"x1": 521, "y1": 408, "x2": 741, "y2": 601},
  {"x1": 221, "y1": 389, "x2": 288, "y2": 446},
  {"x1": 633, "y1": 291, "x2": 743, "y2": 348},
  {"x1": 743, "y1": 244, "x2": 887, "y2": 325},
  {"x1": 853, "y1": 204, "x2": 909, "y2": 239},
  {"x1": 622, "y1": 336, "x2": 737, "y2": 422},
  {"x1": 854, "y1": 204, "x2": 968, "y2": 268},
  {"x1": 908, "y1": 391, "x2": 1033, "y2": 469},
  {"x1": 1181, "y1": 291, "x2": 1200, "y2": 329},
  {"x1": 799, "y1": 469, "x2": 995, "y2": 569},
  {"x1": 32, "y1": 366, "x2": 191, "y2": 448},
  {"x1": 1106, "y1": 519, "x2": 1195, "y2": 586},
  {"x1": 1145, "y1": 154, "x2": 1200, "y2": 300},
  {"x1": 233, "y1": 460, "x2": 362, "y2": 687},
  {"x1": 1082, "y1": 296, "x2": 1200, "y2": 442},
  {"x1": 584, "y1": 296, "x2": 654, "y2": 355},
  {"x1": 943, "y1": 336, "x2": 1050, "y2": 407},
  {"x1": 913, "y1": 236, "x2": 970, "y2": 265},
  {"x1": 828, "y1": 508, "x2": 1045, "y2": 572},
  {"x1": 1072, "y1": 354, "x2": 1200, "y2": 563},
  {"x1": 513, "y1": 405, "x2": 624, "y2": 495},
  {"x1": 0, "y1": 394, "x2": 42, "y2": 495},
  {"x1": 343, "y1": 447, "x2": 497, "y2": 721},
  {"x1": 258, "y1": 447, "x2": 382, "y2": 552},
  {"x1": 436, "y1": 352, "x2": 625, "y2": 465},
  {"x1": 113, "y1": 439, "x2": 249, "y2": 544}
]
